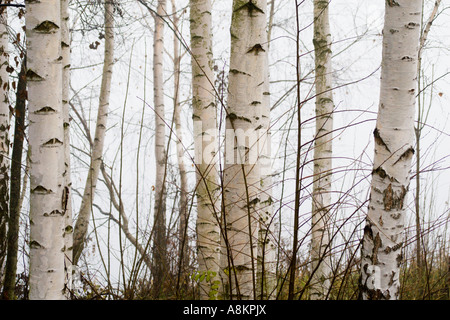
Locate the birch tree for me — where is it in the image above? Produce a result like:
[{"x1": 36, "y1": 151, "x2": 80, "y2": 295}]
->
[
  {"x1": 310, "y1": 0, "x2": 334, "y2": 300},
  {"x1": 72, "y1": 0, "x2": 114, "y2": 266},
  {"x1": 223, "y1": 0, "x2": 268, "y2": 300},
  {"x1": 151, "y1": 0, "x2": 168, "y2": 298},
  {"x1": 257, "y1": 0, "x2": 275, "y2": 300},
  {"x1": 171, "y1": 0, "x2": 189, "y2": 281},
  {"x1": 360, "y1": 0, "x2": 423, "y2": 300},
  {"x1": 190, "y1": 0, "x2": 221, "y2": 300},
  {"x1": 26, "y1": 0, "x2": 66, "y2": 299},
  {"x1": 61, "y1": 0, "x2": 73, "y2": 291}
]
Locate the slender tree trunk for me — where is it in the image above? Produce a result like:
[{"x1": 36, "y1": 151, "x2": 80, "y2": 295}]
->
[
  {"x1": 190, "y1": 0, "x2": 221, "y2": 300},
  {"x1": 171, "y1": 0, "x2": 189, "y2": 281},
  {"x1": 72, "y1": 0, "x2": 114, "y2": 266},
  {"x1": 257, "y1": 0, "x2": 276, "y2": 300},
  {"x1": 414, "y1": 0, "x2": 441, "y2": 273},
  {"x1": 61, "y1": 0, "x2": 73, "y2": 294},
  {"x1": 1, "y1": 57, "x2": 25, "y2": 300},
  {"x1": 223, "y1": 0, "x2": 268, "y2": 300},
  {"x1": 360, "y1": 0, "x2": 422, "y2": 300},
  {"x1": 0, "y1": 4, "x2": 9, "y2": 282},
  {"x1": 27, "y1": 0, "x2": 66, "y2": 300},
  {"x1": 310, "y1": 0, "x2": 334, "y2": 300},
  {"x1": 151, "y1": 0, "x2": 168, "y2": 298}
]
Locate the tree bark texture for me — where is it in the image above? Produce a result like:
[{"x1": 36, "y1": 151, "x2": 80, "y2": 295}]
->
[
  {"x1": 223, "y1": 0, "x2": 268, "y2": 300},
  {"x1": 360, "y1": 0, "x2": 422, "y2": 300},
  {"x1": 151, "y1": 0, "x2": 168, "y2": 298},
  {"x1": 310, "y1": 0, "x2": 334, "y2": 300},
  {"x1": 190, "y1": 0, "x2": 221, "y2": 300},
  {"x1": 26, "y1": 0, "x2": 66, "y2": 299},
  {"x1": 61, "y1": 0, "x2": 73, "y2": 294}
]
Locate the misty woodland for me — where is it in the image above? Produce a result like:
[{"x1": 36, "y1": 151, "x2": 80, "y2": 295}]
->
[{"x1": 0, "y1": 0, "x2": 449, "y2": 300}]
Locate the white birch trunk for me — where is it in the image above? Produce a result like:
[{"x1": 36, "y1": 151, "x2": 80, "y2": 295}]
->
[
  {"x1": 190, "y1": 0, "x2": 221, "y2": 300},
  {"x1": 256, "y1": 14, "x2": 276, "y2": 300},
  {"x1": 0, "y1": 5, "x2": 9, "y2": 276},
  {"x1": 310, "y1": 0, "x2": 334, "y2": 300},
  {"x1": 171, "y1": 0, "x2": 189, "y2": 276},
  {"x1": 61, "y1": 0, "x2": 73, "y2": 293},
  {"x1": 27, "y1": 0, "x2": 66, "y2": 300},
  {"x1": 151, "y1": 0, "x2": 168, "y2": 296},
  {"x1": 360, "y1": 0, "x2": 422, "y2": 300},
  {"x1": 223, "y1": 0, "x2": 267, "y2": 300},
  {"x1": 72, "y1": 0, "x2": 114, "y2": 265}
]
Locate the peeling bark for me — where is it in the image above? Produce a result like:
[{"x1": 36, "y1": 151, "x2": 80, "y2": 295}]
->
[{"x1": 360, "y1": 0, "x2": 422, "y2": 300}]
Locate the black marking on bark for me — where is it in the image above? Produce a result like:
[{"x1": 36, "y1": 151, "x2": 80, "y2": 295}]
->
[
  {"x1": 32, "y1": 185, "x2": 52, "y2": 194},
  {"x1": 35, "y1": 106, "x2": 56, "y2": 114},
  {"x1": 386, "y1": 0, "x2": 400, "y2": 7},
  {"x1": 227, "y1": 113, "x2": 252, "y2": 123},
  {"x1": 33, "y1": 21, "x2": 60, "y2": 33},
  {"x1": 30, "y1": 240, "x2": 44, "y2": 249},
  {"x1": 43, "y1": 210, "x2": 63, "y2": 217},
  {"x1": 396, "y1": 253, "x2": 403, "y2": 267},
  {"x1": 372, "y1": 233, "x2": 382, "y2": 265},
  {"x1": 229, "y1": 68, "x2": 250, "y2": 76},
  {"x1": 26, "y1": 69, "x2": 43, "y2": 81},
  {"x1": 373, "y1": 166, "x2": 387, "y2": 179},
  {"x1": 235, "y1": 1, "x2": 265, "y2": 16},
  {"x1": 244, "y1": 197, "x2": 260, "y2": 209},
  {"x1": 247, "y1": 44, "x2": 265, "y2": 55},
  {"x1": 373, "y1": 128, "x2": 390, "y2": 152},
  {"x1": 43, "y1": 138, "x2": 63, "y2": 147},
  {"x1": 393, "y1": 146, "x2": 414, "y2": 165},
  {"x1": 364, "y1": 225, "x2": 373, "y2": 241},
  {"x1": 62, "y1": 186, "x2": 69, "y2": 214},
  {"x1": 390, "y1": 212, "x2": 401, "y2": 220},
  {"x1": 401, "y1": 56, "x2": 413, "y2": 62},
  {"x1": 406, "y1": 22, "x2": 420, "y2": 29}
]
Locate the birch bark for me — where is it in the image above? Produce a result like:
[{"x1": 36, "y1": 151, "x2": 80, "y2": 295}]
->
[
  {"x1": 257, "y1": 6, "x2": 275, "y2": 300},
  {"x1": 72, "y1": 0, "x2": 114, "y2": 266},
  {"x1": 151, "y1": 0, "x2": 168, "y2": 297},
  {"x1": 360, "y1": 0, "x2": 422, "y2": 300},
  {"x1": 171, "y1": 0, "x2": 189, "y2": 279},
  {"x1": 61, "y1": 0, "x2": 73, "y2": 293},
  {"x1": 310, "y1": 0, "x2": 334, "y2": 300},
  {"x1": 223, "y1": 0, "x2": 267, "y2": 300},
  {"x1": 190, "y1": 0, "x2": 221, "y2": 300},
  {"x1": 26, "y1": 0, "x2": 66, "y2": 299}
]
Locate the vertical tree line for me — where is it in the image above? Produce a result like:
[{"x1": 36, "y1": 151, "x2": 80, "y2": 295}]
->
[{"x1": 0, "y1": 0, "x2": 448, "y2": 301}]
